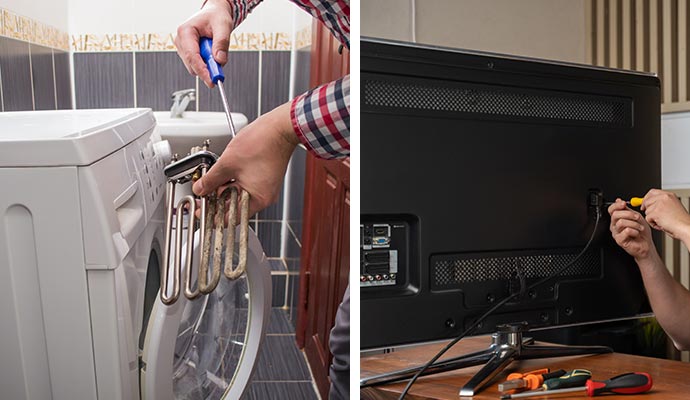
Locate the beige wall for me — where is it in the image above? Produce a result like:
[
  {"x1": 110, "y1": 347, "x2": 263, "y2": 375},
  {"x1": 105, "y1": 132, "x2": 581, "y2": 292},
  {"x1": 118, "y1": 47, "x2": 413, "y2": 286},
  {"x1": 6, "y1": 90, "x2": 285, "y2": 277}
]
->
[
  {"x1": 362, "y1": 0, "x2": 587, "y2": 64},
  {"x1": 0, "y1": 0, "x2": 69, "y2": 31},
  {"x1": 362, "y1": 0, "x2": 415, "y2": 42}
]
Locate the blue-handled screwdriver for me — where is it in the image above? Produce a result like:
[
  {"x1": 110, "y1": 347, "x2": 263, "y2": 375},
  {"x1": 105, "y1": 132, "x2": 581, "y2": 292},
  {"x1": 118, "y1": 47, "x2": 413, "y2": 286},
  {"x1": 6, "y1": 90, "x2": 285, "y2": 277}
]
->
[{"x1": 199, "y1": 37, "x2": 237, "y2": 138}]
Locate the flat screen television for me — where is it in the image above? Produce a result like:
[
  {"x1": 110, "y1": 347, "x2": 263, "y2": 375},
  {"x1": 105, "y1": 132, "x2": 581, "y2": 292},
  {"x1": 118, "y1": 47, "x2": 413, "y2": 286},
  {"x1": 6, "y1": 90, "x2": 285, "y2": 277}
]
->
[{"x1": 360, "y1": 38, "x2": 661, "y2": 350}]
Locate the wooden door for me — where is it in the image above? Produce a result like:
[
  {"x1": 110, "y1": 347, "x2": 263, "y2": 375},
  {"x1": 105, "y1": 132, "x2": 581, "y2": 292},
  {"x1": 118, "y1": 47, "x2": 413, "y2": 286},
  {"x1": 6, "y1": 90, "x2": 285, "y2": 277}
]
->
[{"x1": 295, "y1": 18, "x2": 350, "y2": 399}]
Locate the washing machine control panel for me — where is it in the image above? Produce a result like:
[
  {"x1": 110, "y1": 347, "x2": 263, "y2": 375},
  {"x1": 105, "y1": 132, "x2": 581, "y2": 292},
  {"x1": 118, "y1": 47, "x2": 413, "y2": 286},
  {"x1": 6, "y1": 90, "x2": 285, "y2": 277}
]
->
[{"x1": 134, "y1": 131, "x2": 169, "y2": 215}]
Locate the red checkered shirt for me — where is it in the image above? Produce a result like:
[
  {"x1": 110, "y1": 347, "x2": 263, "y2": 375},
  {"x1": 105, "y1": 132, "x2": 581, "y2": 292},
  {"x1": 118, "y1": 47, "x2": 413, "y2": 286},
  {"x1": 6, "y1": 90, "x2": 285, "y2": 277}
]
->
[{"x1": 229, "y1": 0, "x2": 350, "y2": 159}]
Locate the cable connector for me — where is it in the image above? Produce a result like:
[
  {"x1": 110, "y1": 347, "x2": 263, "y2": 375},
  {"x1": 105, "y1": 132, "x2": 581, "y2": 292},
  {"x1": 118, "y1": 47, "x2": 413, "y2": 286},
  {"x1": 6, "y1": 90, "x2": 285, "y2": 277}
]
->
[{"x1": 587, "y1": 189, "x2": 604, "y2": 211}]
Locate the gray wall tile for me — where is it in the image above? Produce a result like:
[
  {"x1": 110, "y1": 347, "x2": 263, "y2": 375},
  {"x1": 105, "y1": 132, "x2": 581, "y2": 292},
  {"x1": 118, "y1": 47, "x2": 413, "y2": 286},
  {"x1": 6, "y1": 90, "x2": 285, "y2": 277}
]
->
[
  {"x1": 268, "y1": 259, "x2": 286, "y2": 272},
  {"x1": 198, "y1": 51, "x2": 259, "y2": 121},
  {"x1": 267, "y1": 308, "x2": 293, "y2": 334},
  {"x1": 53, "y1": 51, "x2": 72, "y2": 109},
  {"x1": 0, "y1": 37, "x2": 33, "y2": 111},
  {"x1": 293, "y1": 46, "x2": 311, "y2": 96},
  {"x1": 285, "y1": 227, "x2": 301, "y2": 259},
  {"x1": 289, "y1": 221, "x2": 302, "y2": 243},
  {"x1": 135, "y1": 52, "x2": 195, "y2": 111},
  {"x1": 285, "y1": 257, "x2": 300, "y2": 273},
  {"x1": 254, "y1": 335, "x2": 311, "y2": 381},
  {"x1": 260, "y1": 51, "x2": 290, "y2": 114},
  {"x1": 287, "y1": 274, "x2": 300, "y2": 327},
  {"x1": 256, "y1": 221, "x2": 282, "y2": 258},
  {"x1": 271, "y1": 275, "x2": 286, "y2": 307},
  {"x1": 242, "y1": 382, "x2": 317, "y2": 400},
  {"x1": 30, "y1": 44, "x2": 55, "y2": 110},
  {"x1": 74, "y1": 52, "x2": 134, "y2": 108}
]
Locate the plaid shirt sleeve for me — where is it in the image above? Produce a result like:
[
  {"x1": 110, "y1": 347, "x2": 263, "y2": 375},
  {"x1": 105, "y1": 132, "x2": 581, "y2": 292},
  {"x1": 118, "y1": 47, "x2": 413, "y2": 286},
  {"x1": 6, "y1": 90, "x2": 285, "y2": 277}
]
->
[
  {"x1": 226, "y1": 0, "x2": 263, "y2": 29},
  {"x1": 224, "y1": 0, "x2": 350, "y2": 159},
  {"x1": 290, "y1": 74, "x2": 350, "y2": 160}
]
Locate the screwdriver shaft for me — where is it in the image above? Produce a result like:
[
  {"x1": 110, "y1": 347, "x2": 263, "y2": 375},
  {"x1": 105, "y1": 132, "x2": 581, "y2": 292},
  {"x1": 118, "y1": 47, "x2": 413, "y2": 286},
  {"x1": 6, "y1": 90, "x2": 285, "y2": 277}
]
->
[
  {"x1": 502, "y1": 386, "x2": 583, "y2": 399},
  {"x1": 217, "y1": 81, "x2": 236, "y2": 138}
]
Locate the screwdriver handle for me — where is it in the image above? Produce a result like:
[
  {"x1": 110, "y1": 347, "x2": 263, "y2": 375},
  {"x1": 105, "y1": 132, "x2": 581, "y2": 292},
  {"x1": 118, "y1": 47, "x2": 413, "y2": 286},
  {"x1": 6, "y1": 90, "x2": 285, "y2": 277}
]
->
[
  {"x1": 506, "y1": 368, "x2": 550, "y2": 381},
  {"x1": 543, "y1": 369, "x2": 591, "y2": 390},
  {"x1": 542, "y1": 369, "x2": 567, "y2": 381},
  {"x1": 629, "y1": 197, "x2": 644, "y2": 207},
  {"x1": 511, "y1": 369, "x2": 567, "y2": 391},
  {"x1": 585, "y1": 372, "x2": 653, "y2": 396},
  {"x1": 199, "y1": 37, "x2": 225, "y2": 84}
]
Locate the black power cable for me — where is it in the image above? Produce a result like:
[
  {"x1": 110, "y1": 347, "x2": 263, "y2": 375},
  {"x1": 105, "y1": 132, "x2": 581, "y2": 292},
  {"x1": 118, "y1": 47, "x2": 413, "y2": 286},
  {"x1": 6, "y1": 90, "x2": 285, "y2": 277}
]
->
[{"x1": 396, "y1": 207, "x2": 603, "y2": 399}]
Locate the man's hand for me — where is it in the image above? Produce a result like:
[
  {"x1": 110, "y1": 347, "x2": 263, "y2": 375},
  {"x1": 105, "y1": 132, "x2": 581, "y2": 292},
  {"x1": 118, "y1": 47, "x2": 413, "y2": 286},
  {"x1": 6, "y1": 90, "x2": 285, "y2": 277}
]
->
[
  {"x1": 609, "y1": 199, "x2": 654, "y2": 262},
  {"x1": 193, "y1": 101, "x2": 300, "y2": 217},
  {"x1": 175, "y1": 0, "x2": 233, "y2": 88},
  {"x1": 641, "y1": 189, "x2": 690, "y2": 242}
]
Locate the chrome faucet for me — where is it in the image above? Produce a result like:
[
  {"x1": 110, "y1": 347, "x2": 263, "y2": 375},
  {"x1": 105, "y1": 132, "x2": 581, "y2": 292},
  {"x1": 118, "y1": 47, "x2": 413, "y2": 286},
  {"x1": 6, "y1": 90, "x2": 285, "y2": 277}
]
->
[{"x1": 170, "y1": 89, "x2": 196, "y2": 118}]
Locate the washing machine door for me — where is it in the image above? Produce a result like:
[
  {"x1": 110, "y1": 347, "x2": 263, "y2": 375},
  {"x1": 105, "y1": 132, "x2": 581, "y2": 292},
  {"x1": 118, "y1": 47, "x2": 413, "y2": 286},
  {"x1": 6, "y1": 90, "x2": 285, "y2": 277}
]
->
[{"x1": 140, "y1": 228, "x2": 271, "y2": 400}]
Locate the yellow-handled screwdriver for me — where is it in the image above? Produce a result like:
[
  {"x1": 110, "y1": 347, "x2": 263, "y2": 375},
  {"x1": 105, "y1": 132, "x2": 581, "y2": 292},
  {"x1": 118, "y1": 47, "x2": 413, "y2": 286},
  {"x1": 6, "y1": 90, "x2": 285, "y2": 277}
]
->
[
  {"x1": 605, "y1": 197, "x2": 643, "y2": 208},
  {"x1": 628, "y1": 197, "x2": 643, "y2": 207}
]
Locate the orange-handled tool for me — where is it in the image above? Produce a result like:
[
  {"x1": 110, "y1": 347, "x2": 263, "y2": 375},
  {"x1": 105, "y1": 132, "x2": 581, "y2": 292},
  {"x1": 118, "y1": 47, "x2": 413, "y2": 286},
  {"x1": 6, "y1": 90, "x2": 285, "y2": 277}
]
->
[{"x1": 499, "y1": 369, "x2": 566, "y2": 393}]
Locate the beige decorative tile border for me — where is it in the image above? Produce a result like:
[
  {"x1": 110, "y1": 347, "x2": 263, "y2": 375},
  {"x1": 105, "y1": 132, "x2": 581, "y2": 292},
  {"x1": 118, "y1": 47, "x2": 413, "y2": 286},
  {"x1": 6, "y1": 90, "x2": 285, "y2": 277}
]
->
[
  {"x1": 0, "y1": 6, "x2": 311, "y2": 53},
  {"x1": 71, "y1": 33, "x2": 177, "y2": 52},
  {"x1": 0, "y1": 9, "x2": 69, "y2": 51},
  {"x1": 72, "y1": 26, "x2": 311, "y2": 52},
  {"x1": 295, "y1": 26, "x2": 311, "y2": 50}
]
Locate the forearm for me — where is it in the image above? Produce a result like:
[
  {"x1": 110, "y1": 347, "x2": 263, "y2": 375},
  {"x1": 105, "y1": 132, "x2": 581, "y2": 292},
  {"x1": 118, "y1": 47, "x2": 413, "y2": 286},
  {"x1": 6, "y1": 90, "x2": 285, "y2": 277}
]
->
[
  {"x1": 291, "y1": 75, "x2": 350, "y2": 159},
  {"x1": 679, "y1": 225, "x2": 690, "y2": 250},
  {"x1": 636, "y1": 251, "x2": 690, "y2": 349}
]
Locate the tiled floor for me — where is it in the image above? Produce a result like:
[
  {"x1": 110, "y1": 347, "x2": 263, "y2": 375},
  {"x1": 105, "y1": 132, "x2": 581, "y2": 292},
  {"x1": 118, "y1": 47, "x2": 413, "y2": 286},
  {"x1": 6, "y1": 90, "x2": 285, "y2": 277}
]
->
[{"x1": 241, "y1": 308, "x2": 319, "y2": 400}]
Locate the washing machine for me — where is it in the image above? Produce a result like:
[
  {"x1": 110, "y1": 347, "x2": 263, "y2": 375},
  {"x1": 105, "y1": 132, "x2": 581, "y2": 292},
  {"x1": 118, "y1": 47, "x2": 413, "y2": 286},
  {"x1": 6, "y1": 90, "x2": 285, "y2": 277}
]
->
[{"x1": 0, "y1": 109, "x2": 271, "y2": 400}]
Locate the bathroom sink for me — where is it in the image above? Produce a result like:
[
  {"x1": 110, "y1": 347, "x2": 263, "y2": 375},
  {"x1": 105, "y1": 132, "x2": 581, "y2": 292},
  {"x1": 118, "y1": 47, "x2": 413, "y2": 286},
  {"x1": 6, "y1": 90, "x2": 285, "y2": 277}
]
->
[{"x1": 153, "y1": 111, "x2": 248, "y2": 157}]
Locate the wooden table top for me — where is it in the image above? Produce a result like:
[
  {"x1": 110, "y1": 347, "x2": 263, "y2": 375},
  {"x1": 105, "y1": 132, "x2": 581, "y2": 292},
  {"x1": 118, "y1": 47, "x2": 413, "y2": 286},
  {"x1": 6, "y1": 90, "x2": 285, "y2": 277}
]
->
[{"x1": 360, "y1": 335, "x2": 690, "y2": 399}]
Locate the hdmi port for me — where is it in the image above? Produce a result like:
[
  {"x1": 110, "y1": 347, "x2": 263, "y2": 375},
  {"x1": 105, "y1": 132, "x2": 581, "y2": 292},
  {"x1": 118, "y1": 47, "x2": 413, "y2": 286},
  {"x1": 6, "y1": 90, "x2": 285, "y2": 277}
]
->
[
  {"x1": 364, "y1": 250, "x2": 390, "y2": 263},
  {"x1": 373, "y1": 226, "x2": 389, "y2": 236}
]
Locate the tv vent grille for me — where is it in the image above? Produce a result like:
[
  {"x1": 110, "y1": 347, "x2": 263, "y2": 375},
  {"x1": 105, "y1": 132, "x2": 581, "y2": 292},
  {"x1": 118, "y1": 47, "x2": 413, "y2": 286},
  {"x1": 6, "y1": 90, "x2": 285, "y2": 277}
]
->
[
  {"x1": 363, "y1": 79, "x2": 630, "y2": 126},
  {"x1": 432, "y1": 250, "x2": 601, "y2": 289}
]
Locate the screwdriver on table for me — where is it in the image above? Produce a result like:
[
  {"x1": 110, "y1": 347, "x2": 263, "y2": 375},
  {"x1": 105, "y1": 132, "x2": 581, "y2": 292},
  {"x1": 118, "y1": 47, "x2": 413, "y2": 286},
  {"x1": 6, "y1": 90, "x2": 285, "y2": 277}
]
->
[
  {"x1": 500, "y1": 369, "x2": 591, "y2": 399},
  {"x1": 498, "y1": 368, "x2": 566, "y2": 392},
  {"x1": 199, "y1": 37, "x2": 237, "y2": 138},
  {"x1": 500, "y1": 372, "x2": 653, "y2": 399}
]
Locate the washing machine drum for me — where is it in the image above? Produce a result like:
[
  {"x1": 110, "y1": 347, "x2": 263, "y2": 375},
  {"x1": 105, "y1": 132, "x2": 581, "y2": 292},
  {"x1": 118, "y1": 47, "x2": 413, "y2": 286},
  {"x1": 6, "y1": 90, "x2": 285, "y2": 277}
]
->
[{"x1": 140, "y1": 228, "x2": 271, "y2": 400}]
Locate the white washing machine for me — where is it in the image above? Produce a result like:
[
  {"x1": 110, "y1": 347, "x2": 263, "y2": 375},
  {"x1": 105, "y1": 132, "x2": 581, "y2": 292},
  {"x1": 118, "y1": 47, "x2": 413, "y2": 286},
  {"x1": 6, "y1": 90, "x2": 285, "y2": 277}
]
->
[{"x1": 0, "y1": 109, "x2": 271, "y2": 400}]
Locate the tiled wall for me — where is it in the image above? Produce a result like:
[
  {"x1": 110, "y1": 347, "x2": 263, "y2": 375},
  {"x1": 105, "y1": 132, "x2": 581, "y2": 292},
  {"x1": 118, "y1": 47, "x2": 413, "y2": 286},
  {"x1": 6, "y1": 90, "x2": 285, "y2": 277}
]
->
[
  {"x1": 72, "y1": 50, "x2": 285, "y2": 122},
  {"x1": 0, "y1": 36, "x2": 72, "y2": 112}
]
